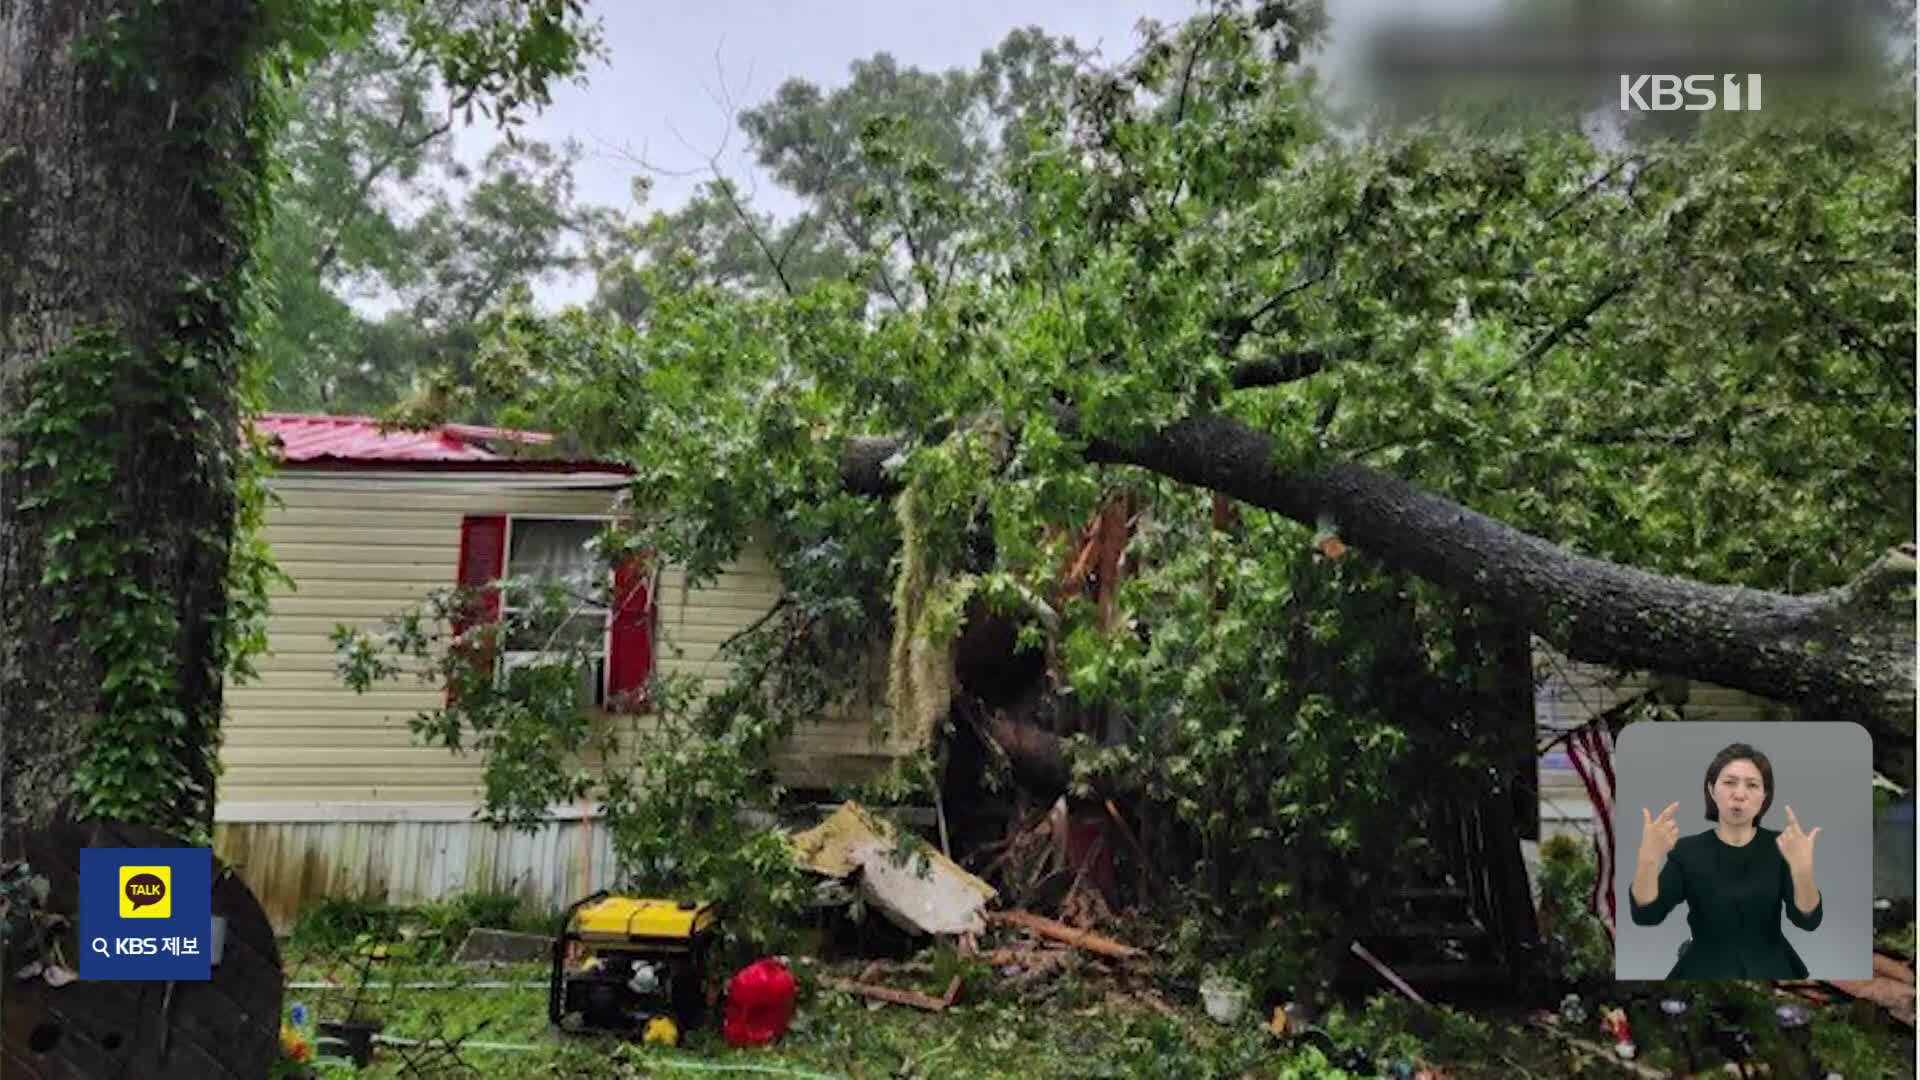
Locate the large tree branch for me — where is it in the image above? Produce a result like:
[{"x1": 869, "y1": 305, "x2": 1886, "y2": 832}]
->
[
  {"x1": 840, "y1": 409, "x2": 1916, "y2": 749},
  {"x1": 1228, "y1": 348, "x2": 1336, "y2": 389}
]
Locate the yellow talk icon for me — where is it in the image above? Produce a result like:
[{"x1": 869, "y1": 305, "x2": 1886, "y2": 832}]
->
[{"x1": 119, "y1": 865, "x2": 171, "y2": 919}]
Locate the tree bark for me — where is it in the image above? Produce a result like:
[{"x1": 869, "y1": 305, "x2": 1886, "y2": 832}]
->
[
  {"x1": 844, "y1": 410, "x2": 1916, "y2": 755},
  {"x1": 0, "y1": 1, "x2": 262, "y2": 832}
]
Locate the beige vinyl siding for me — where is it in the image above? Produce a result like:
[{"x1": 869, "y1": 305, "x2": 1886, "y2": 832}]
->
[
  {"x1": 652, "y1": 544, "x2": 898, "y2": 787},
  {"x1": 221, "y1": 473, "x2": 901, "y2": 809}
]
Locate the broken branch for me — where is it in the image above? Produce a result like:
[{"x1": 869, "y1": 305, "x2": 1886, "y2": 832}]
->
[
  {"x1": 1349, "y1": 940, "x2": 1427, "y2": 1005},
  {"x1": 819, "y1": 975, "x2": 963, "y2": 1013},
  {"x1": 1839, "y1": 544, "x2": 1919, "y2": 612},
  {"x1": 990, "y1": 909, "x2": 1145, "y2": 961}
]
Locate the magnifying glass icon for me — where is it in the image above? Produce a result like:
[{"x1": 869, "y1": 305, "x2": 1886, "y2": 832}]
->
[{"x1": 90, "y1": 937, "x2": 109, "y2": 958}]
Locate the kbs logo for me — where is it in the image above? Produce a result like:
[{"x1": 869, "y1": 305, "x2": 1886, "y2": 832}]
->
[
  {"x1": 1620, "y1": 74, "x2": 1763, "y2": 112},
  {"x1": 118, "y1": 865, "x2": 171, "y2": 919}
]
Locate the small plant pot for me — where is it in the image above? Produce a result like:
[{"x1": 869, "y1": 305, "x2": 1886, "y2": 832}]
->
[
  {"x1": 1200, "y1": 976, "x2": 1251, "y2": 1024},
  {"x1": 317, "y1": 1019, "x2": 383, "y2": 1067}
]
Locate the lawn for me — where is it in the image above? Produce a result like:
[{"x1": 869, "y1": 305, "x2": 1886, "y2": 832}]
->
[
  {"x1": 275, "y1": 934, "x2": 1917, "y2": 1080},
  {"x1": 277, "y1": 943, "x2": 1490, "y2": 1079},
  {"x1": 267, "y1": 896, "x2": 1916, "y2": 1078}
]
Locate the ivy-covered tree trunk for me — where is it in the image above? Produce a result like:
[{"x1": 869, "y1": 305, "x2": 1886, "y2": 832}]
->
[{"x1": 0, "y1": 0, "x2": 266, "y2": 836}]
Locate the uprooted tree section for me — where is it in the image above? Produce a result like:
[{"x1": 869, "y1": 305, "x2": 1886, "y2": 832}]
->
[{"x1": 343, "y1": 3, "x2": 1915, "y2": 989}]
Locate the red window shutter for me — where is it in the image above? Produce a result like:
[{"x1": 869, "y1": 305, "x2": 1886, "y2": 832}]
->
[
  {"x1": 451, "y1": 515, "x2": 508, "y2": 699},
  {"x1": 607, "y1": 552, "x2": 655, "y2": 709}
]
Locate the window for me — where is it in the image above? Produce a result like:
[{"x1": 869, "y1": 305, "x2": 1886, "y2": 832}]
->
[
  {"x1": 456, "y1": 513, "x2": 655, "y2": 711},
  {"x1": 502, "y1": 518, "x2": 612, "y2": 707}
]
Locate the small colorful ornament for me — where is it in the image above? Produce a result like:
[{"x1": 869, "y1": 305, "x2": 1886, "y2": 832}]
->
[
  {"x1": 279, "y1": 1023, "x2": 313, "y2": 1063},
  {"x1": 1598, "y1": 1006, "x2": 1635, "y2": 1059}
]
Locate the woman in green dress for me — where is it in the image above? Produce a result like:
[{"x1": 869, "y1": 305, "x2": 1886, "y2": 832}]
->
[{"x1": 1629, "y1": 742, "x2": 1824, "y2": 980}]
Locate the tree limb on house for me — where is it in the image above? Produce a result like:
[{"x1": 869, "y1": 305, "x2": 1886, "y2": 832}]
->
[{"x1": 842, "y1": 406, "x2": 1917, "y2": 760}]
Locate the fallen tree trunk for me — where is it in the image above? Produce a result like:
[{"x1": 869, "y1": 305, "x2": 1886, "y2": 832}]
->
[{"x1": 843, "y1": 412, "x2": 1917, "y2": 757}]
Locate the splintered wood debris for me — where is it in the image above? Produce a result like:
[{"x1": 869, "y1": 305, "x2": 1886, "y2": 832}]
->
[{"x1": 790, "y1": 801, "x2": 997, "y2": 936}]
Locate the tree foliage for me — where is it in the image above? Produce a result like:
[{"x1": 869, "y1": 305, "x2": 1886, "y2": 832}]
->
[
  {"x1": 260, "y1": 3, "x2": 611, "y2": 413},
  {"x1": 341, "y1": 1, "x2": 1913, "y2": 986},
  {"x1": 586, "y1": 26, "x2": 1095, "y2": 324},
  {"x1": 484, "y1": 4, "x2": 1910, "y2": 678}
]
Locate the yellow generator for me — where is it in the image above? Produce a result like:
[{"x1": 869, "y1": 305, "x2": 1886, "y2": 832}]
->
[{"x1": 548, "y1": 890, "x2": 717, "y2": 1045}]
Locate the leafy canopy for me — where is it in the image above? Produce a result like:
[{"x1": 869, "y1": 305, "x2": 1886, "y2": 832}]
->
[{"x1": 346, "y1": 0, "x2": 1913, "y2": 980}]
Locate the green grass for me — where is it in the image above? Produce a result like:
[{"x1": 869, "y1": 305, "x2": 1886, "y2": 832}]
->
[
  {"x1": 275, "y1": 899, "x2": 1917, "y2": 1079},
  {"x1": 1875, "y1": 921, "x2": 1915, "y2": 959},
  {"x1": 286, "y1": 893, "x2": 557, "y2": 965},
  {"x1": 277, "y1": 940, "x2": 1577, "y2": 1080}
]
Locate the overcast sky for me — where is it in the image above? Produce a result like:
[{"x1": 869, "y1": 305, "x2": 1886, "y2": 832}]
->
[{"x1": 416, "y1": 0, "x2": 1494, "y2": 309}]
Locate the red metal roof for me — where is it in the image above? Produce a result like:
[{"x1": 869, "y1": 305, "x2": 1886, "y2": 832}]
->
[{"x1": 255, "y1": 413, "x2": 621, "y2": 471}]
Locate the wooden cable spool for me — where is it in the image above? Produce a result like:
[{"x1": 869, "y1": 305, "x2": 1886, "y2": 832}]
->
[{"x1": 1, "y1": 820, "x2": 282, "y2": 1078}]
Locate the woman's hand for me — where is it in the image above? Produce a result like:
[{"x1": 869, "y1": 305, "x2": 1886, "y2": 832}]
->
[
  {"x1": 1776, "y1": 805, "x2": 1821, "y2": 877},
  {"x1": 1639, "y1": 802, "x2": 1681, "y2": 865}
]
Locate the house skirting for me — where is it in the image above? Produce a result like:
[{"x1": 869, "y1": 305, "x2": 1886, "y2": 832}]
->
[
  {"x1": 212, "y1": 804, "x2": 615, "y2": 935},
  {"x1": 212, "y1": 801, "x2": 941, "y2": 934}
]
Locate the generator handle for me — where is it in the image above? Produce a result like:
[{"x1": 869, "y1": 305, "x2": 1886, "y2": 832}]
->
[
  {"x1": 549, "y1": 888, "x2": 609, "y2": 1028},
  {"x1": 561, "y1": 888, "x2": 610, "y2": 928}
]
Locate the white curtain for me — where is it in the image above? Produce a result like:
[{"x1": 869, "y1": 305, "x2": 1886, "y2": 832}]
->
[
  {"x1": 503, "y1": 520, "x2": 610, "y2": 704},
  {"x1": 508, "y1": 520, "x2": 603, "y2": 600}
]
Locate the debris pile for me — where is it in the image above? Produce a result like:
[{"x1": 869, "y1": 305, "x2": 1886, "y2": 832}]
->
[
  {"x1": 787, "y1": 798, "x2": 1185, "y2": 1019},
  {"x1": 790, "y1": 801, "x2": 996, "y2": 937},
  {"x1": 1780, "y1": 950, "x2": 1917, "y2": 1027}
]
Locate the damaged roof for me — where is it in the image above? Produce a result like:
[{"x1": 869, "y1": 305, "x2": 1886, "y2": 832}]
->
[{"x1": 255, "y1": 413, "x2": 625, "y2": 472}]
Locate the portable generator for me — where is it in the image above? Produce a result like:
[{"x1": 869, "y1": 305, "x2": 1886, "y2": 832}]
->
[{"x1": 547, "y1": 890, "x2": 717, "y2": 1045}]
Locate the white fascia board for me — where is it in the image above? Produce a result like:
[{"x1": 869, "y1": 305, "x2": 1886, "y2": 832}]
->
[
  {"x1": 213, "y1": 801, "x2": 597, "y2": 823},
  {"x1": 265, "y1": 471, "x2": 631, "y2": 491}
]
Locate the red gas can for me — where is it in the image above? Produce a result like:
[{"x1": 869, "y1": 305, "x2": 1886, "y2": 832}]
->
[{"x1": 723, "y1": 958, "x2": 797, "y2": 1047}]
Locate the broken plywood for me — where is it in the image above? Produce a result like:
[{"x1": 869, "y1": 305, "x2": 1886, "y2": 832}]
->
[{"x1": 791, "y1": 802, "x2": 996, "y2": 936}]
